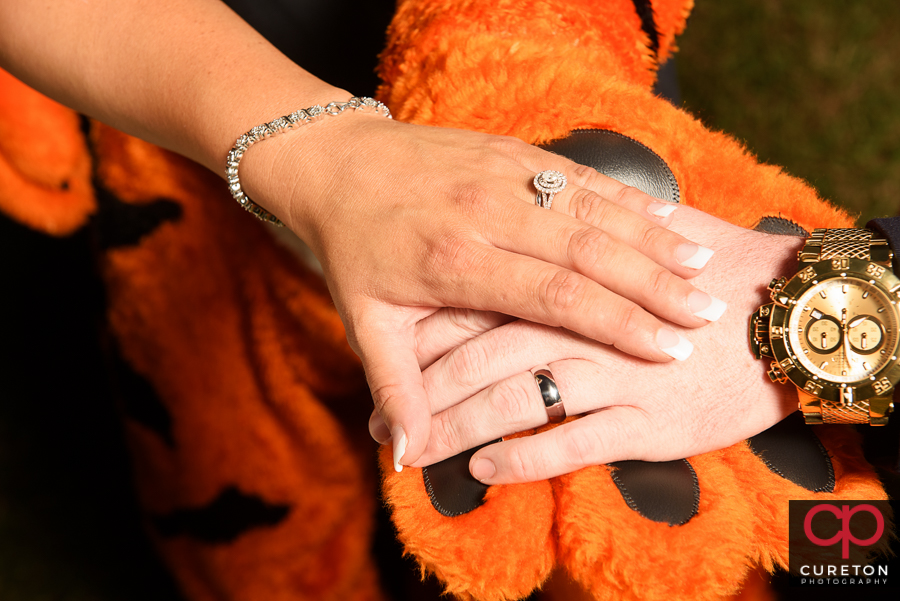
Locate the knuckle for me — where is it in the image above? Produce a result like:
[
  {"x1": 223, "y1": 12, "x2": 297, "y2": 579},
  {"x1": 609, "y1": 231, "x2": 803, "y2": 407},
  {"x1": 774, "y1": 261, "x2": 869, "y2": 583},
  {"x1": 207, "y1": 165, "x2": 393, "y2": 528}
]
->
[
  {"x1": 451, "y1": 183, "x2": 493, "y2": 214},
  {"x1": 369, "y1": 381, "x2": 407, "y2": 416},
  {"x1": 446, "y1": 308, "x2": 481, "y2": 336},
  {"x1": 560, "y1": 425, "x2": 605, "y2": 467},
  {"x1": 612, "y1": 185, "x2": 645, "y2": 208},
  {"x1": 541, "y1": 269, "x2": 585, "y2": 314},
  {"x1": 490, "y1": 377, "x2": 536, "y2": 425},
  {"x1": 443, "y1": 308, "x2": 508, "y2": 343},
  {"x1": 458, "y1": 309, "x2": 505, "y2": 334},
  {"x1": 571, "y1": 189, "x2": 615, "y2": 225},
  {"x1": 571, "y1": 162, "x2": 600, "y2": 183},
  {"x1": 505, "y1": 445, "x2": 538, "y2": 481},
  {"x1": 445, "y1": 341, "x2": 490, "y2": 389},
  {"x1": 637, "y1": 223, "x2": 669, "y2": 253},
  {"x1": 428, "y1": 234, "x2": 478, "y2": 276},
  {"x1": 613, "y1": 303, "x2": 644, "y2": 338},
  {"x1": 488, "y1": 135, "x2": 528, "y2": 158},
  {"x1": 431, "y1": 410, "x2": 465, "y2": 456},
  {"x1": 645, "y1": 266, "x2": 676, "y2": 300},
  {"x1": 567, "y1": 227, "x2": 613, "y2": 271}
]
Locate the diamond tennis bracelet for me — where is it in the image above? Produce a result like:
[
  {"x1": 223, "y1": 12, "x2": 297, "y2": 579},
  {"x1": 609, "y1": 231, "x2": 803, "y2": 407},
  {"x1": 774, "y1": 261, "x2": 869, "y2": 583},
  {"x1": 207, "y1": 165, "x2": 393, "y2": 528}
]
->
[{"x1": 225, "y1": 97, "x2": 392, "y2": 226}]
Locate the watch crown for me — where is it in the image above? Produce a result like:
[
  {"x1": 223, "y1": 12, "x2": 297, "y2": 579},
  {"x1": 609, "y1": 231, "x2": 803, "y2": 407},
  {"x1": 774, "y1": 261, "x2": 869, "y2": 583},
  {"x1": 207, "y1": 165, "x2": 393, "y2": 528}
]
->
[
  {"x1": 768, "y1": 277, "x2": 788, "y2": 304},
  {"x1": 767, "y1": 361, "x2": 788, "y2": 384},
  {"x1": 749, "y1": 305, "x2": 774, "y2": 359},
  {"x1": 755, "y1": 318, "x2": 770, "y2": 341}
]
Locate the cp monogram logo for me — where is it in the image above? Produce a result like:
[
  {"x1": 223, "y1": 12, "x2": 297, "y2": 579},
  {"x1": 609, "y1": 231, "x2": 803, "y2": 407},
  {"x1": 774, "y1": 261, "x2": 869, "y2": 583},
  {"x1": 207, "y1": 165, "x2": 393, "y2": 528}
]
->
[{"x1": 803, "y1": 503, "x2": 885, "y2": 559}]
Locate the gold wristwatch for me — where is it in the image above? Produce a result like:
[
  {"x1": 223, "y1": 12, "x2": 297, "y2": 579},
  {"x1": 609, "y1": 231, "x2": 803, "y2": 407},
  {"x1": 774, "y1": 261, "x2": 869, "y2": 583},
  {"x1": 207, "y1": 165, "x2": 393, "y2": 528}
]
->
[{"x1": 750, "y1": 228, "x2": 898, "y2": 425}]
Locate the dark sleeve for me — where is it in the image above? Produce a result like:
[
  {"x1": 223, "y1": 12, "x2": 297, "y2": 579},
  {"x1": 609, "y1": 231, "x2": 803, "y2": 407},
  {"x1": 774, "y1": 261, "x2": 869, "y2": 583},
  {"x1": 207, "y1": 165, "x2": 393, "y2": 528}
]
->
[
  {"x1": 865, "y1": 217, "x2": 900, "y2": 471},
  {"x1": 866, "y1": 217, "x2": 900, "y2": 273}
]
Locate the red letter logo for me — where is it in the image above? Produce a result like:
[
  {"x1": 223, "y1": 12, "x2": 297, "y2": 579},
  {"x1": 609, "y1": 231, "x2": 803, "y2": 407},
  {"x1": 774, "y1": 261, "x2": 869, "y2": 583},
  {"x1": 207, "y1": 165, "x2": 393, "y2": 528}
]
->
[{"x1": 803, "y1": 503, "x2": 884, "y2": 559}]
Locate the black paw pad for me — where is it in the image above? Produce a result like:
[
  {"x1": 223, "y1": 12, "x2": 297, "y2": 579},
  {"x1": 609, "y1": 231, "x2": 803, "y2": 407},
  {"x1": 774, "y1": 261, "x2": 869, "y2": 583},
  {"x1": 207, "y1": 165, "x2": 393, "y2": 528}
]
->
[
  {"x1": 423, "y1": 442, "x2": 497, "y2": 517},
  {"x1": 754, "y1": 217, "x2": 809, "y2": 237},
  {"x1": 540, "y1": 129, "x2": 679, "y2": 203},
  {"x1": 607, "y1": 459, "x2": 699, "y2": 526},
  {"x1": 749, "y1": 413, "x2": 835, "y2": 493}
]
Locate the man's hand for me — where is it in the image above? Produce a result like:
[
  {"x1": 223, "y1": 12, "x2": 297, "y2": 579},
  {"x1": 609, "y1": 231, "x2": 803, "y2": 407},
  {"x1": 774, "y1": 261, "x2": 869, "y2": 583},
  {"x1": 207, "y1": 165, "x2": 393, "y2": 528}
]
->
[{"x1": 370, "y1": 206, "x2": 805, "y2": 482}]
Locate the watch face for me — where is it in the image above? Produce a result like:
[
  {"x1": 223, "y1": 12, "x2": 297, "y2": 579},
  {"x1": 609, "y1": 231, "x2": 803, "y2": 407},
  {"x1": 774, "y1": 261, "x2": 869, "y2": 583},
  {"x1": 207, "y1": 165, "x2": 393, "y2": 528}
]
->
[
  {"x1": 788, "y1": 277, "x2": 898, "y2": 383},
  {"x1": 766, "y1": 258, "x2": 900, "y2": 402}
]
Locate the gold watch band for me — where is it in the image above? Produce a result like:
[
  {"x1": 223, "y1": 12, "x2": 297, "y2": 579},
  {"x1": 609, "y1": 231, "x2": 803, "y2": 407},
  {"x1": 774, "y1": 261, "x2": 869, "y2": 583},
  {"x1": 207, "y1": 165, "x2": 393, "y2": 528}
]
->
[
  {"x1": 800, "y1": 391, "x2": 892, "y2": 425},
  {"x1": 798, "y1": 228, "x2": 892, "y2": 266},
  {"x1": 798, "y1": 228, "x2": 892, "y2": 425}
]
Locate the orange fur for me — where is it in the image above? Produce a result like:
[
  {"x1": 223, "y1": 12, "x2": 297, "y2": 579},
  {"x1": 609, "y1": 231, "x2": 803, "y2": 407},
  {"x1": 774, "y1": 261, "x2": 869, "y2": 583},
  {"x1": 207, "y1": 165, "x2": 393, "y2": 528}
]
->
[
  {"x1": 0, "y1": 70, "x2": 95, "y2": 235},
  {"x1": 652, "y1": 0, "x2": 694, "y2": 63},
  {"x1": 379, "y1": 445, "x2": 556, "y2": 601},
  {"x1": 90, "y1": 123, "x2": 383, "y2": 601},
  {"x1": 555, "y1": 451, "x2": 754, "y2": 601},
  {"x1": 725, "y1": 567, "x2": 776, "y2": 601}
]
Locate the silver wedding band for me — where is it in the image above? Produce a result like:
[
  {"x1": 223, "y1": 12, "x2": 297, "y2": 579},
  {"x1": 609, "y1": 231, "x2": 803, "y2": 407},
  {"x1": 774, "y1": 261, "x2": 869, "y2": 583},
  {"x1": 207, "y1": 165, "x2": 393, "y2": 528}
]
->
[
  {"x1": 533, "y1": 369, "x2": 566, "y2": 424},
  {"x1": 533, "y1": 170, "x2": 567, "y2": 209}
]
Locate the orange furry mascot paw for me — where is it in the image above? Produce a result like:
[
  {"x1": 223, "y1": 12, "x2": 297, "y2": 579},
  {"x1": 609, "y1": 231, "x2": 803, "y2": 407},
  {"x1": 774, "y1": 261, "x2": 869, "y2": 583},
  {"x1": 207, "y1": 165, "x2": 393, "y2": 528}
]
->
[
  {"x1": 0, "y1": 1, "x2": 892, "y2": 601},
  {"x1": 376, "y1": 1, "x2": 890, "y2": 600}
]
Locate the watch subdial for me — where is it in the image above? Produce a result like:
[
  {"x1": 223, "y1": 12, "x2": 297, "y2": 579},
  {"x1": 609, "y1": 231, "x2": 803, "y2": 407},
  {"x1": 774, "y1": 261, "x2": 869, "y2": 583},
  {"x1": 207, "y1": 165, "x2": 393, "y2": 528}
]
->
[
  {"x1": 805, "y1": 316, "x2": 843, "y2": 352},
  {"x1": 848, "y1": 315, "x2": 884, "y2": 354}
]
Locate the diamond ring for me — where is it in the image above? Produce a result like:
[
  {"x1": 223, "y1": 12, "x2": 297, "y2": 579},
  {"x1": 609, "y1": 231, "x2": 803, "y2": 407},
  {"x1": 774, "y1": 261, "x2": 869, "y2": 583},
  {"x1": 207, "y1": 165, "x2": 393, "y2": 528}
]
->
[{"x1": 533, "y1": 170, "x2": 568, "y2": 209}]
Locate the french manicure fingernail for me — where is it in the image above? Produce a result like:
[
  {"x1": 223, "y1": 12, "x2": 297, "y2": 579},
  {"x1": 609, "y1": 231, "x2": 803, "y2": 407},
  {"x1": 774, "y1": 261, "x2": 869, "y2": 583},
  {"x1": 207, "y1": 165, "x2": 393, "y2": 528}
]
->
[
  {"x1": 392, "y1": 427, "x2": 408, "y2": 473},
  {"x1": 676, "y1": 243, "x2": 715, "y2": 269},
  {"x1": 369, "y1": 412, "x2": 391, "y2": 444},
  {"x1": 688, "y1": 291, "x2": 728, "y2": 322},
  {"x1": 657, "y1": 328, "x2": 694, "y2": 361},
  {"x1": 471, "y1": 458, "x2": 496, "y2": 481},
  {"x1": 648, "y1": 201, "x2": 678, "y2": 218}
]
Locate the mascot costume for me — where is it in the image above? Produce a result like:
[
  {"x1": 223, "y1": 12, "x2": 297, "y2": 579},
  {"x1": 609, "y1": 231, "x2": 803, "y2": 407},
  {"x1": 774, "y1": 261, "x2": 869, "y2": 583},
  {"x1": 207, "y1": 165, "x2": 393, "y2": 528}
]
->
[{"x1": 0, "y1": 1, "x2": 891, "y2": 600}]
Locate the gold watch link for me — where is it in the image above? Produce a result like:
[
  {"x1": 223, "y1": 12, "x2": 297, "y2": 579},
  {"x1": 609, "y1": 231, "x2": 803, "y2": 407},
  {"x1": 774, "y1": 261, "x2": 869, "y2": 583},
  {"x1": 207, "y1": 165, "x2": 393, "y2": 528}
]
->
[{"x1": 798, "y1": 228, "x2": 892, "y2": 267}]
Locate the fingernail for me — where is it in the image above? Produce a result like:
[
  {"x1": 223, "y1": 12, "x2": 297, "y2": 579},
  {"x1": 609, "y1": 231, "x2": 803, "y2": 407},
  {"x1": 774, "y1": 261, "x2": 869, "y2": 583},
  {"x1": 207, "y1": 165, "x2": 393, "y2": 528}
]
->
[
  {"x1": 392, "y1": 427, "x2": 408, "y2": 473},
  {"x1": 369, "y1": 412, "x2": 391, "y2": 444},
  {"x1": 676, "y1": 244, "x2": 715, "y2": 269},
  {"x1": 471, "y1": 457, "x2": 496, "y2": 481},
  {"x1": 688, "y1": 291, "x2": 728, "y2": 322},
  {"x1": 648, "y1": 201, "x2": 678, "y2": 218},
  {"x1": 657, "y1": 328, "x2": 694, "y2": 361}
]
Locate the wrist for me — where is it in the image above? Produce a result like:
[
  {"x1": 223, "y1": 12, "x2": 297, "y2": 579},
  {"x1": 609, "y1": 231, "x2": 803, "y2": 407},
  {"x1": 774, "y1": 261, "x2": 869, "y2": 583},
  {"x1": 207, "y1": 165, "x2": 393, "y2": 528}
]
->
[
  {"x1": 234, "y1": 95, "x2": 390, "y2": 237},
  {"x1": 204, "y1": 79, "x2": 352, "y2": 173}
]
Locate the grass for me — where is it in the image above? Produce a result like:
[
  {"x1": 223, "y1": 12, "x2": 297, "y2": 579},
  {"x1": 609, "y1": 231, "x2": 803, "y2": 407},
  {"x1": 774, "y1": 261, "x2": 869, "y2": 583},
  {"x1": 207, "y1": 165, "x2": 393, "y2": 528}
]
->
[{"x1": 678, "y1": 0, "x2": 900, "y2": 223}]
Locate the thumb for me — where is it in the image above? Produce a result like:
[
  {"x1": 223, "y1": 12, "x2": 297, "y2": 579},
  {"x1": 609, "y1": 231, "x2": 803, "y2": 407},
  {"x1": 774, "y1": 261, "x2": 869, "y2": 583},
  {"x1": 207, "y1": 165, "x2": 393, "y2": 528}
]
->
[{"x1": 356, "y1": 317, "x2": 432, "y2": 472}]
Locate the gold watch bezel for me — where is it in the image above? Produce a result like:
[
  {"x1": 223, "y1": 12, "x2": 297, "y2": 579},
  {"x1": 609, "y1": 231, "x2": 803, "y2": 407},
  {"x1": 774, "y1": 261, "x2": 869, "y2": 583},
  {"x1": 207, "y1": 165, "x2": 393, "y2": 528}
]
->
[{"x1": 765, "y1": 257, "x2": 900, "y2": 403}]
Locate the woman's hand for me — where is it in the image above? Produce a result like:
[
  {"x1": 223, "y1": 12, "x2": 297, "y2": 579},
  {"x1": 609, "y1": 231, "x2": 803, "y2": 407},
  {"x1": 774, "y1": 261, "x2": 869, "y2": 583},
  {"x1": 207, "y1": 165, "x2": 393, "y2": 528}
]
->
[
  {"x1": 370, "y1": 207, "x2": 803, "y2": 481},
  {"x1": 242, "y1": 113, "x2": 723, "y2": 470}
]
